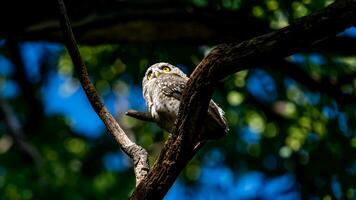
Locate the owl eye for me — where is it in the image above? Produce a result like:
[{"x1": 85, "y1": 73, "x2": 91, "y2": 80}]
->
[
  {"x1": 162, "y1": 66, "x2": 171, "y2": 73},
  {"x1": 147, "y1": 71, "x2": 152, "y2": 80}
]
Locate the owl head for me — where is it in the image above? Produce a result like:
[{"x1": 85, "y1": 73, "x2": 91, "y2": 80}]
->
[{"x1": 142, "y1": 62, "x2": 187, "y2": 86}]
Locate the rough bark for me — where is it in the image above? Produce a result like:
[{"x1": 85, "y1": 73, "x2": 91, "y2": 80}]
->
[{"x1": 130, "y1": 0, "x2": 356, "y2": 199}]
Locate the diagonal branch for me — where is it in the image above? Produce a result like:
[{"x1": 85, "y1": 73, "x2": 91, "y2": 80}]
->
[
  {"x1": 131, "y1": 0, "x2": 356, "y2": 199},
  {"x1": 56, "y1": 0, "x2": 149, "y2": 185}
]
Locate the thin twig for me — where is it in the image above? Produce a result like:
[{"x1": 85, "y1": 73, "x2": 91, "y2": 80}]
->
[
  {"x1": 125, "y1": 110, "x2": 155, "y2": 122},
  {"x1": 56, "y1": 0, "x2": 149, "y2": 185},
  {"x1": 0, "y1": 99, "x2": 42, "y2": 166}
]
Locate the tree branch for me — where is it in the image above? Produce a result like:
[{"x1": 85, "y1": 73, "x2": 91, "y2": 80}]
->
[
  {"x1": 0, "y1": 99, "x2": 42, "y2": 166},
  {"x1": 3, "y1": 0, "x2": 356, "y2": 55},
  {"x1": 131, "y1": 0, "x2": 356, "y2": 199},
  {"x1": 126, "y1": 110, "x2": 155, "y2": 122},
  {"x1": 1, "y1": 3, "x2": 268, "y2": 44},
  {"x1": 56, "y1": 0, "x2": 149, "y2": 185}
]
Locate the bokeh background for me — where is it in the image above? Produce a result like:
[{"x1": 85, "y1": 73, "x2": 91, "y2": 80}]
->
[{"x1": 0, "y1": 0, "x2": 355, "y2": 199}]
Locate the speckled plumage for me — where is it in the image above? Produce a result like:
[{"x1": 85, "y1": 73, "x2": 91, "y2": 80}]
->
[{"x1": 142, "y1": 62, "x2": 228, "y2": 139}]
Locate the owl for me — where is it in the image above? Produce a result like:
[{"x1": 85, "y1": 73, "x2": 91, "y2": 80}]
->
[{"x1": 142, "y1": 62, "x2": 228, "y2": 140}]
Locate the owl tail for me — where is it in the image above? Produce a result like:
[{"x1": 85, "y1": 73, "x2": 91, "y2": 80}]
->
[{"x1": 200, "y1": 101, "x2": 229, "y2": 140}]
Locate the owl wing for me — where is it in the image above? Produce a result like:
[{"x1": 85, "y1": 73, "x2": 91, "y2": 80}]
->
[
  {"x1": 160, "y1": 73, "x2": 187, "y2": 100},
  {"x1": 160, "y1": 73, "x2": 228, "y2": 138}
]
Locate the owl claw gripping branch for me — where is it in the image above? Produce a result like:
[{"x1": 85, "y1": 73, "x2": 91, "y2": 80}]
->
[{"x1": 142, "y1": 62, "x2": 229, "y2": 140}]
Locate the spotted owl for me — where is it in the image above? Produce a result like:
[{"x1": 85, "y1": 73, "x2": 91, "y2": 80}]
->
[{"x1": 142, "y1": 62, "x2": 228, "y2": 140}]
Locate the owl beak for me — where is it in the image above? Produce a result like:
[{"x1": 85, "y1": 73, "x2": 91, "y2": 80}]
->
[{"x1": 154, "y1": 71, "x2": 161, "y2": 78}]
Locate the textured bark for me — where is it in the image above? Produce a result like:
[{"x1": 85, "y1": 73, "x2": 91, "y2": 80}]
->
[
  {"x1": 131, "y1": 0, "x2": 356, "y2": 199},
  {"x1": 56, "y1": 0, "x2": 149, "y2": 185}
]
